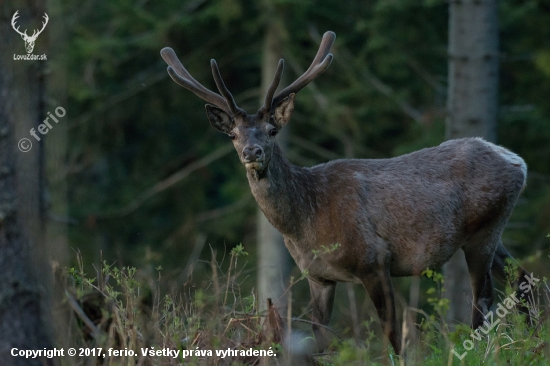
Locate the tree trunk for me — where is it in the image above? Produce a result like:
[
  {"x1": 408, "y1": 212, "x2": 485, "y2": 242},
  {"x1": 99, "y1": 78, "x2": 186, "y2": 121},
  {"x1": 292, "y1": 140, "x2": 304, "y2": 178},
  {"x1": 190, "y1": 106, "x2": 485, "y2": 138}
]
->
[
  {"x1": 46, "y1": 0, "x2": 73, "y2": 350},
  {"x1": 46, "y1": 0, "x2": 70, "y2": 266},
  {"x1": 444, "y1": 0, "x2": 499, "y2": 325},
  {"x1": 257, "y1": 15, "x2": 291, "y2": 314},
  {"x1": 0, "y1": 3, "x2": 54, "y2": 365}
]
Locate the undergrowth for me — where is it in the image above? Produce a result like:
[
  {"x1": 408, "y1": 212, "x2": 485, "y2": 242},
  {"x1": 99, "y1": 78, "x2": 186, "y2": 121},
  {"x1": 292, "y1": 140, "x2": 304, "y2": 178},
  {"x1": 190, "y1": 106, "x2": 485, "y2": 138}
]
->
[{"x1": 58, "y1": 247, "x2": 550, "y2": 365}]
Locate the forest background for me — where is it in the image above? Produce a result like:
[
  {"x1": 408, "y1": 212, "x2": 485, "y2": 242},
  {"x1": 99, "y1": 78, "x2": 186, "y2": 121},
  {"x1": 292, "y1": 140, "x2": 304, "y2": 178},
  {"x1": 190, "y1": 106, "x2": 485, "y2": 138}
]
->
[{"x1": 1, "y1": 0, "x2": 549, "y2": 364}]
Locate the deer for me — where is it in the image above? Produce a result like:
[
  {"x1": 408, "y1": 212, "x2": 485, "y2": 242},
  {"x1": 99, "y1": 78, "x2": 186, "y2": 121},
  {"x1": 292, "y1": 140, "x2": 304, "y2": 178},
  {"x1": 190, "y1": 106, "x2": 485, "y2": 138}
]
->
[
  {"x1": 11, "y1": 11, "x2": 49, "y2": 54},
  {"x1": 161, "y1": 31, "x2": 532, "y2": 355}
]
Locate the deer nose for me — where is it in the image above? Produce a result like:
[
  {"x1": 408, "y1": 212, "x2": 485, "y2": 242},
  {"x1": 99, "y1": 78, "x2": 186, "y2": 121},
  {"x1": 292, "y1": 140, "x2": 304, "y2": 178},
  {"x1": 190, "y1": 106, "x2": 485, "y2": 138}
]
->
[{"x1": 242, "y1": 145, "x2": 264, "y2": 162}]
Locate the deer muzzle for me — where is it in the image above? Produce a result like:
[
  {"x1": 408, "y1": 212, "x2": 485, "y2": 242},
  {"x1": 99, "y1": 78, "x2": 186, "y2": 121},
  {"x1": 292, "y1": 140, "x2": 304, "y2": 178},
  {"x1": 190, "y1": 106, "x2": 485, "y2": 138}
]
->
[{"x1": 242, "y1": 145, "x2": 264, "y2": 171}]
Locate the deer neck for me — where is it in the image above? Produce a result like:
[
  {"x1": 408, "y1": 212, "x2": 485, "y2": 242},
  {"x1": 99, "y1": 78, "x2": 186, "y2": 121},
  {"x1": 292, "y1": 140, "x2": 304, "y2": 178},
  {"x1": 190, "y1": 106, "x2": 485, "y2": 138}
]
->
[{"x1": 246, "y1": 143, "x2": 316, "y2": 237}]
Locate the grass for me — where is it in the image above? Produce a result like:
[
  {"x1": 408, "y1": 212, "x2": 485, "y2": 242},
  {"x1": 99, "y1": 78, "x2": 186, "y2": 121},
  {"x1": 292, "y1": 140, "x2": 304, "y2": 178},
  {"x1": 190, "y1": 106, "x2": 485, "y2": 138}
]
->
[{"x1": 57, "y1": 247, "x2": 550, "y2": 365}]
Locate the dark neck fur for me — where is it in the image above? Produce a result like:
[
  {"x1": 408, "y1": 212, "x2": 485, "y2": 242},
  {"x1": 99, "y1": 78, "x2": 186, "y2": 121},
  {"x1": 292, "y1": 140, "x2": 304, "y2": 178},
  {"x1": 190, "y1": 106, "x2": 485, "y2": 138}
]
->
[{"x1": 246, "y1": 143, "x2": 317, "y2": 237}]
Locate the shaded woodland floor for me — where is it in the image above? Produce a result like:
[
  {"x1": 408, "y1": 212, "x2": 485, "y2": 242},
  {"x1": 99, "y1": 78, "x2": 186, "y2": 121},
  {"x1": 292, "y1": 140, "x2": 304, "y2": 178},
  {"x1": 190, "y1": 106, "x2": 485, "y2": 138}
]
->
[{"x1": 53, "y1": 250, "x2": 550, "y2": 366}]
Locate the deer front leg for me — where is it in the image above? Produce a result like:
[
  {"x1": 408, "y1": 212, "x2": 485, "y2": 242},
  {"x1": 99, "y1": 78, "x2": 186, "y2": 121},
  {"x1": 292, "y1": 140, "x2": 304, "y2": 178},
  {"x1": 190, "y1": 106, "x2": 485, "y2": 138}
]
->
[
  {"x1": 307, "y1": 278, "x2": 336, "y2": 351},
  {"x1": 361, "y1": 270, "x2": 401, "y2": 355}
]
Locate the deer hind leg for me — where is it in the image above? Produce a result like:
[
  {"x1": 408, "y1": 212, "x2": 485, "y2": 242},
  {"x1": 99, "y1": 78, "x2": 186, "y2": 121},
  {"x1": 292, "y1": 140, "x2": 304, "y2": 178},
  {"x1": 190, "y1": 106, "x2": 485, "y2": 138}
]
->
[
  {"x1": 463, "y1": 241, "x2": 496, "y2": 329},
  {"x1": 491, "y1": 240, "x2": 533, "y2": 321},
  {"x1": 361, "y1": 269, "x2": 401, "y2": 355},
  {"x1": 491, "y1": 239, "x2": 529, "y2": 285},
  {"x1": 307, "y1": 278, "x2": 336, "y2": 352}
]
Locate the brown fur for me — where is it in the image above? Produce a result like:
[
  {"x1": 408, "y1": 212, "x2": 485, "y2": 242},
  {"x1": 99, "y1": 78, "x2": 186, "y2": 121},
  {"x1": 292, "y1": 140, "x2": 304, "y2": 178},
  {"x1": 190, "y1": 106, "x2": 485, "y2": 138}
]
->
[{"x1": 239, "y1": 135, "x2": 527, "y2": 354}]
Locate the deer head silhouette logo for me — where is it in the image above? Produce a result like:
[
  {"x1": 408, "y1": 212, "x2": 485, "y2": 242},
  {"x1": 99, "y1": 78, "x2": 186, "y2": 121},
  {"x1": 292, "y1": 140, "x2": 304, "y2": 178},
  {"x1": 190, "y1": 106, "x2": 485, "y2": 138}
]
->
[{"x1": 11, "y1": 11, "x2": 49, "y2": 54}]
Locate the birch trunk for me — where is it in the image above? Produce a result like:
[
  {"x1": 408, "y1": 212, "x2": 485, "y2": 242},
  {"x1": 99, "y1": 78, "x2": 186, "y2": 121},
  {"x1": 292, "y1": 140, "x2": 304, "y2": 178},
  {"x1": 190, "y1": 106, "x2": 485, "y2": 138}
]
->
[
  {"x1": 257, "y1": 16, "x2": 291, "y2": 314},
  {"x1": 444, "y1": 0, "x2": 499, "y2": 324}
]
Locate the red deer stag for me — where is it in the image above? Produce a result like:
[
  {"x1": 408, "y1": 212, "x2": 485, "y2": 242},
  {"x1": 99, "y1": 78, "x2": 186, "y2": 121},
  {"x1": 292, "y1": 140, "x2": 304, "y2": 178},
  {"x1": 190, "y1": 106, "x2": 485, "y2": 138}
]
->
[{"x1": 161, "y1": 31, "x2": 531, "y2": 355}]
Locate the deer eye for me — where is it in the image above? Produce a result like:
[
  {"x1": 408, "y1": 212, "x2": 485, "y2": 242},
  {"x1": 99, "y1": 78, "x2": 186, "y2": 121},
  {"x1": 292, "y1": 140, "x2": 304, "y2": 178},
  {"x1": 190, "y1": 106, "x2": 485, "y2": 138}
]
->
[
  {"x1": 228, "y1": 132, "x2": 236, "y2": 140},
  {"x1": 268, "y1": 128, "x2": 278, "y2": 137}
]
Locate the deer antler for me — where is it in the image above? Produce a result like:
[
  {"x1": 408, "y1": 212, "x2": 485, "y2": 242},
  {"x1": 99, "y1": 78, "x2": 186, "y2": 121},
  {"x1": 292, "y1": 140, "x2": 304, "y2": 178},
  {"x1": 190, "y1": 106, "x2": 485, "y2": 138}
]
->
[
  {"x1": 260, "y1": 59, "x2": 285, "y2": 114},
  {"x1": 210, "y1": 59, "x2": 242, "y2": 116},
  {"x1": 268, "y1": 31, "x2": 335, "y2": 113},
  {"x1": 161, "y1": 31, "x2": 335, "y2": 118},
  {"x1": 30, "y1": 13, "x2": 49, "y2": 40},
  {"x1": 11, "y1": 11, "x2": 49, "y2": 40},
  {"x1": 160, "y1": 47, "x2": 244, "y2": 117},
  {"x1": 11, "y1": 11, "x2": 27, "y2": 37}
]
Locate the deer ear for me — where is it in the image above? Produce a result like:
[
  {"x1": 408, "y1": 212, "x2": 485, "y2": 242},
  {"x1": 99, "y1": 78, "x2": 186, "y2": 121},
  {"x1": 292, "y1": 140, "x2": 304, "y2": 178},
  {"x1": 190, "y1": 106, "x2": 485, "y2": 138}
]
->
[
  {"x1": 205, "y1": 104, "x2": 234, "y2": 134},
  {"x1": 273, "y1": 93, "x2": 295, "y2": 128}
]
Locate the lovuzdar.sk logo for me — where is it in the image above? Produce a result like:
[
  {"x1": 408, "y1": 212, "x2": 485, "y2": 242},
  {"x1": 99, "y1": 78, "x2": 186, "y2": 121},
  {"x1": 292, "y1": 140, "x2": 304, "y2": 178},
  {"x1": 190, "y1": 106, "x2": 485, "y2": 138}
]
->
[{"x1": 11, "y1": 10, "x2": 48, "y2": 61}]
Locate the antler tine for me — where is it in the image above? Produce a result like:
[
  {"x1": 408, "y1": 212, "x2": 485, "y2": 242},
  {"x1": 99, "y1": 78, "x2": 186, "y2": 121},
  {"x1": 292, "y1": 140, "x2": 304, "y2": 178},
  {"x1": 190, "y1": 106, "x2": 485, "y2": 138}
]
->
[
  {"x1": 260, "y1": 59, "x2": 284, "y2": 114},
  {"x1": 310, "y1": 31, "x2": 336, "y2": 68},
  {"x1": 19, "y1": 12, "x2": 48, "y2": 39},
  {"x1": 160, "y1": 47, "x2": 230, "y2": 112},
  {"x1": 210, "y1": 59, "x2": 242, "y2": 116},
  {"x1": 37, "y1": 13, "x2": 49, "y2": 35},
  {"x1": 272, "y1": 31, "x2": 335, "y2": 110},
  {"x1": 11, "y1": 11, "x2": 27, "y2": 37}
]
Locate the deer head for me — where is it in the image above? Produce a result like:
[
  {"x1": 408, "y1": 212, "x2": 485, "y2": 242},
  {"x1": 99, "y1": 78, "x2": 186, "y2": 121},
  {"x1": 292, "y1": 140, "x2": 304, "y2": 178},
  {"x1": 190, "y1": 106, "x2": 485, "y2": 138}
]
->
[
  {"x1": 11, "y1": 11, "x2": 49, "y2": 54},
  {"x1": 160, "y1": 31, "x2": 335, "y2": 176}
]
